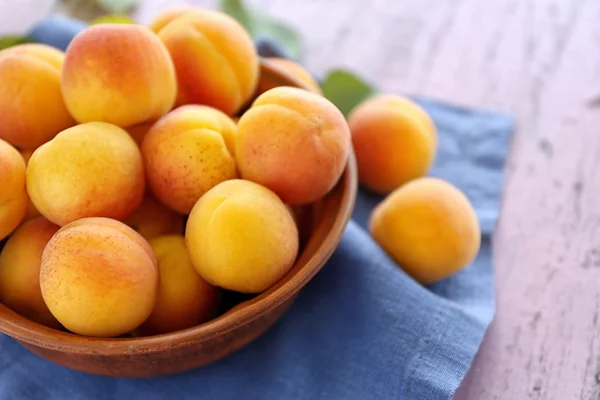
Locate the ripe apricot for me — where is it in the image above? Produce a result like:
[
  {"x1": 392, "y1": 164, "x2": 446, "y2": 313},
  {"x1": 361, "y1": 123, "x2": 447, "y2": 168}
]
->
[
  {"x1": 61, "y1": 24, "x2": 177, "y2": 127},
  {"x1": 0, "y1": 139, "x2": 27, "y2": 240},
  {"x1": 126, "y1": 194, "x2": 185, "y2": 240},
  {"x1": 18, "y1": 149, "x2": 42, "y2": 221},
  {"x1": 369, "y1": 177, "x2": 480, "y2": 284},
  {"x1": 186, "y1": 180, "x2": 299, "y2": 293},
  {"x1": 157, "y1": 10, "x2": 259, "y2": 115},
  {"x1": 0, "y1": 217, "x2": 60, "y2": 328},
  {"x1": 262, "y1": 58, "x2": 322, "y2": 94},
  {"x1": 40, "y1": 218, "x2": 159, "y2": 337},
  {"x1": 26, "y1": 122, "x2": 145, "y2": 226},
  {"x1": 348, "y1": 94, "x2": 437, "y2": 194},
  {"x1": 142, "y1": 105, "x2": 237, "y2": 215},
  {"x1": 236, "y1": 87, "x2": 350, "y2": 205},
  {"x1": 148, "y1": 5, "x2": 197, "y2": 33},
  {"x1": 138, "y1": 235, "x2": 221, "y2": 335},
  {"x1": 0, "y1": 44, "x2": 74, "y2": 148}
]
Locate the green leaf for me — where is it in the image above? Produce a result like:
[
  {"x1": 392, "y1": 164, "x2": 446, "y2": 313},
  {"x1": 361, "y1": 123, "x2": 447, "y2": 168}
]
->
[
  {"x1": 220, "y1": 0, "x2": 253, "y2": 33},
  {"x1": 321, "y1": 69, "x2": 377, "y2": 116},
  {"x1": 96, "y1": 0, "x2": 139, "y2": 14},
  {"x1": 90, "y1": 14, "x2": 136, "y2": 25},
  {"x1": 220, "y1": 0, "x2": 303, "y2": 60},
  {"x1": 0, "y1": 35, "x2": 32, "y2": 51}
]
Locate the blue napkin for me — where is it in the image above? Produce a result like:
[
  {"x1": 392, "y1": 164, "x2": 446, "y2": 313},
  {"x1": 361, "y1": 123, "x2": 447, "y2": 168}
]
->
[{"x1": 0, "y1": 17, "x2": 514, "y2": 400}]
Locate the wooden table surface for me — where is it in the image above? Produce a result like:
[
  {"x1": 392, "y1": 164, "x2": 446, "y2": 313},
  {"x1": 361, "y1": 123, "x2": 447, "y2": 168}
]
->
[{"x1": 3, "y1": 0, "x2": 600, "y2": 398}]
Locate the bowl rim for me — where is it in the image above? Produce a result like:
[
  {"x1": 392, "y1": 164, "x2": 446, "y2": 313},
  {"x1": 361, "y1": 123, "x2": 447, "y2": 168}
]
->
[{"x1": 0, "y1": 60, "x2": 359, "y2": 355}]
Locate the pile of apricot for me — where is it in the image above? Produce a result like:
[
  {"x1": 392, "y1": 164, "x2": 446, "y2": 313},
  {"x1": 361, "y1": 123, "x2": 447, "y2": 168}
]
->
[{"x1": 0, "y1": 6, "x2": 480, "y2": 339}]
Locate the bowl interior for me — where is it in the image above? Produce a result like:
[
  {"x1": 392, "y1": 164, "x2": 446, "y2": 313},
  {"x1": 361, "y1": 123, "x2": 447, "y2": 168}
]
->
[{"x1": 0, "y1": 59, "x2": 357, "y2": 358}]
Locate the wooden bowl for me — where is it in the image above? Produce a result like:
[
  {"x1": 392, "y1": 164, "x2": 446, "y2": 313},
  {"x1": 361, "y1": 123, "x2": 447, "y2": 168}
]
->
[{"x1": 0, "y1": 60, "x2": 358, "y2": 378}]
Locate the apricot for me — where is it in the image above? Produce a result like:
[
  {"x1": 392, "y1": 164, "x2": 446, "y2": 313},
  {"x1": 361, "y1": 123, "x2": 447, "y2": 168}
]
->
[
  {"x1": 40, "y1": 217, "x2": 159, "y2": 337},
  {"x1": 61, "y1": 24, "x2": 177, "y2": 127},
  {"x1": 262, "y1": 58, "x2": 322, "y2": 94},
  {"x1": 0, "y1": 217, "x2": 60, "y2": 328},
  {"x1": 142, "y1": 105, "x2": 237, "y2": 215},
  {"x1": 138, "y1": 235, "x2": 220, "y2": 336},
  {"x1": 0, "y1": 139, "x2": 27, "y2": 241},
  {"x1": 125, "y1": 121, "x2": 156, "y2": 147},
  {"x1": 26, "y1": 122, "x2": 145, "y2": 226},
  {"x1": 0, "y1": 44, "x2": 75, "y2": 149},
  {"x1": 126, "y1": 194, "x2": 185, "y2": 240},
  {"x1": 186, "y1": 180, "x2": 299, "y2": 293},
  {"x1": 18, "y1": 149, "x2": 42, "y2": 220},
  {"x1": 148, "y1": 5, "x2": 197, "y2": 33},
  {"x1": 369, "y1": 177, "x2": 481, "y2": 285},
  {"x1": 157, "y1": 9, "x2": 259, "y2": 115},
  {"x1": 348, "y1": 94, "x2": 438, "y2": 194},
  {"x1": 236, "y1": 87, "x2": 350, "y2": 205}
]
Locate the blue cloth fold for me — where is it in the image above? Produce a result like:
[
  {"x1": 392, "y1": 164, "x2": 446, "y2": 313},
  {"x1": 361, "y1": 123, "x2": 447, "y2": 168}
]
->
[{"x1": 0, "y1": 94, "x2": 513, "y2": 399}]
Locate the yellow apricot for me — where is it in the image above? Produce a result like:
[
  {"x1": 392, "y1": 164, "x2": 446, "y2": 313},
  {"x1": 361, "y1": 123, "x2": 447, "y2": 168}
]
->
[
  {"x1": 138, "y1": 235, "x2": 221, "y2": 335},
  {"x1": 157, "y1": 9, "x2": 259, "y2": 115},
  {"x1": 0, "y1": 44, "x2": 75, "y2": 148},
  {"x1": 0, "y1": 217, "x2": 61, "y2": 328},
  {"x1": 0, "y1": 139, "x2": 27, "y2": 240},
  {"x1": 126, "y1": 194, "x2": 185, "y2": 240},
  {"x1": 369, "y1": 177, "x2": 480, "y2": 284},
  {"x1": 18, "y1": 149, "x2": 42, "y2": 221},
  {"x1": 26, "y1": 122, "x2": 145, "y2": 226},
  {"x1": 148, "y1": 5, "x2": 197, "y2": 33},
  {"x1": 185, "y1": 179, "x2": 299, "y2": 293}
]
